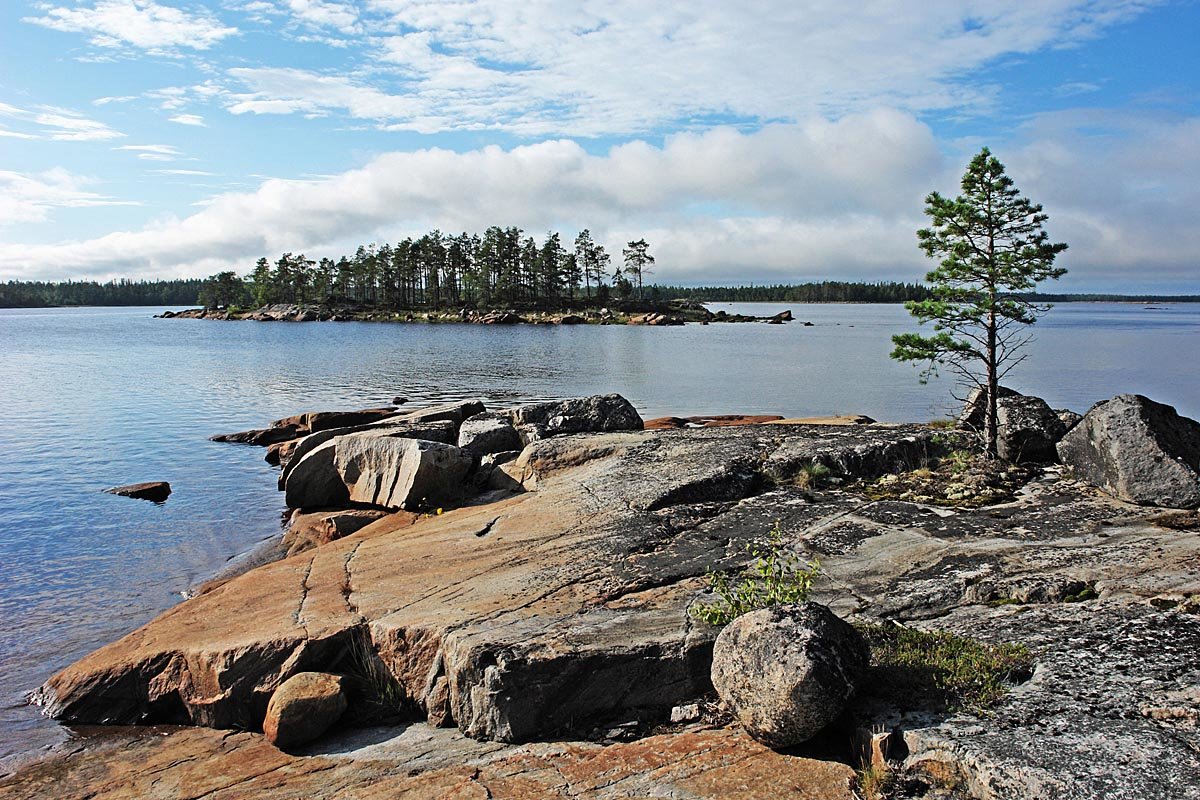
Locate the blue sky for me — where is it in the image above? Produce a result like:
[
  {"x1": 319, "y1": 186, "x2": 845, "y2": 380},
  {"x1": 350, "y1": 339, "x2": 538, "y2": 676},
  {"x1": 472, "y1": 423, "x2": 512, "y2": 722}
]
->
[{"x1": 0, "y1": 0, "x2": 1197, "y2": 291}]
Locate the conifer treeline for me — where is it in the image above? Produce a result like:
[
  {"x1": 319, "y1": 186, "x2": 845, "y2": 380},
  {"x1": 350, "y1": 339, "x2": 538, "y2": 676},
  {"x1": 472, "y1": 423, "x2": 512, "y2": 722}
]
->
[
  {"x1": 0, "y1": 278, "x2": 204, "y2": 308},
  {"x1": 657, "y1": 281, "x2": 932, "y2": 303},
  {"x1": 199, "y1": 228, "x2": 649, "y2": 309}
]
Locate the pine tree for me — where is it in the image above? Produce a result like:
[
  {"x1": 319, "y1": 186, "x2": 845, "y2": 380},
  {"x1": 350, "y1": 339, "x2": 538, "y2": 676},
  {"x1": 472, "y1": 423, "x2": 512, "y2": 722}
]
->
[{"x1": 891, "y1": 147, "x2": 1068, "y2": 458}]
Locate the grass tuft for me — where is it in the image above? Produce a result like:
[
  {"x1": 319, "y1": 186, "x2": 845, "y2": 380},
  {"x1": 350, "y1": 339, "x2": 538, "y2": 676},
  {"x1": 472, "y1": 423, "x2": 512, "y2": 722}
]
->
[{"x1": 857, "y1": 623, "x2": 1033, "y2": 714}]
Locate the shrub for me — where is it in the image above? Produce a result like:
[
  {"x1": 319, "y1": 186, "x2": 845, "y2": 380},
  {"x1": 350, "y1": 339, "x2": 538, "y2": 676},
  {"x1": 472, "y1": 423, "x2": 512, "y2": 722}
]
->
[{"x1": 690, "y1": 521, "x2": 821, "y2": 626}]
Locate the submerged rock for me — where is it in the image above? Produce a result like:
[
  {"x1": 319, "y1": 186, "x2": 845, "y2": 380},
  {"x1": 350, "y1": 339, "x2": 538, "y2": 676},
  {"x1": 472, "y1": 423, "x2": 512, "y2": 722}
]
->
[
  {"x1": 711, "y1": 603, "x2": 867, "y2": 748},
  {"x1": 1058, "y1": 394, "x2": 1200, "y2": 508},
  {"x1": 104, "y1": 481, "x2": 171, "y2": 502}
]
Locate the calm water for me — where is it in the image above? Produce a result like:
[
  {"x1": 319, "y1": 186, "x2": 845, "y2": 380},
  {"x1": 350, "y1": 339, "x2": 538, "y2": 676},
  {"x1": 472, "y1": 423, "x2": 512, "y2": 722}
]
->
[{"x1": 0, "y1": 302, "x2": 1197, "y2": 768}]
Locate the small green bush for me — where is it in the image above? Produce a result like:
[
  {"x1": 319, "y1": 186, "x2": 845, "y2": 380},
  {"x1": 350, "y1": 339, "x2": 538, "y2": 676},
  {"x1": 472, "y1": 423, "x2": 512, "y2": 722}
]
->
[{"x1": 690, "y1": 522, "x2": 821, "y2": 626}]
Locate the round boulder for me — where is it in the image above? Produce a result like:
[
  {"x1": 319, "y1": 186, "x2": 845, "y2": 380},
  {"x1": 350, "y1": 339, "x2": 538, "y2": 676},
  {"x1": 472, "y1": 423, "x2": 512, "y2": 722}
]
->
[
  {"x1": 711, "y1": 603, "x2": 868, "y2": 749},
  {"x1": 263, "y1": 672, "x2": 347, "y2": 749}
]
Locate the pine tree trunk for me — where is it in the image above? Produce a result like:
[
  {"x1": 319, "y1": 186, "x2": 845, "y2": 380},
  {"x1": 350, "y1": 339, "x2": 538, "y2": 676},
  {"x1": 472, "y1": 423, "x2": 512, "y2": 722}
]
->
[{"x1": 986, "y1": 295, "x2": 999, "y2": 459}]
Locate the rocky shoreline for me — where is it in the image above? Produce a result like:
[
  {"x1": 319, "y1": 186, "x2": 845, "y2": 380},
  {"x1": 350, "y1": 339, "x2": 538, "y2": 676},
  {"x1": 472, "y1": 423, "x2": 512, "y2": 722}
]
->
[
  {"x1": 4, "y1": 392, "x2": 1200, "y2": 799},
  {"x1": 157, "y1": 301, "x2": 804, "y2": 326}
]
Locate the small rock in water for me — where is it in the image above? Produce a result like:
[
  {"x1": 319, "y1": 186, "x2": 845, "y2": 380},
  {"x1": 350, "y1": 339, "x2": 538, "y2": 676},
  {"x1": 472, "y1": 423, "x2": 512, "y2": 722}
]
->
[
  {"x1": 392, "y1": 396, "x2": 407, "y2": 405},
  {"x1": 104, "y1": 481, "x2": 171, "y2": 503}
]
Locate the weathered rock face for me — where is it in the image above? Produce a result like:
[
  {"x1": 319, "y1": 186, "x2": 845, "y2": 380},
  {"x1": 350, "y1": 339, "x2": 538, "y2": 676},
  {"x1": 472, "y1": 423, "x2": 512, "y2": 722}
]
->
[
  {"x1": 282, "y1": 508, "x2": 397, "y2": 556},
  {"x1": 26, "y1": 420, "x2": 1200, "y2": 797},
  {"x1": 286, "y1": 436, "x2": 473, "y2": 510},
  {"x1": 457, "y1": 413, "x2": 522, "y2": 457},
  {"x1": 281, "y1": 420, "x2": 457, "y2": 505},
  {"x1": 0, "y1": 725, "x2": 856, "y2": 800},
  {"x1": 104, "y1": 481, "x2": 171, "y2": 502},
  {"x1": 1057, "y1": 394, "x2": 1200, "y2": 508},
  {"x1": 711, "y1": 603, "x2": 868, "y2": 748},
  {"x1": 262, "y1": 672, "x2": 347, "y2": 749},
  {"x1": 36, "y1": 423, "x2": 935, "y2": 743},
  {"x1": 503, "y1": 394, "x2": 643, "y2": 443},
  {"x1": 996, "y1": 394, "x2": 1067, "y2": 463}
]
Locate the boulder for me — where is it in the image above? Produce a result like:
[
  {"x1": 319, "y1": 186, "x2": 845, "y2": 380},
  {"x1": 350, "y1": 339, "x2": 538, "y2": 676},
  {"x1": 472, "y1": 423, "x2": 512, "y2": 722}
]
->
[
  {"x1": 503, "y1": 394, "x2": 643, "y2": 442},
  {"x1": 272, "y1": 408, "x2": 399, "y2": 434},
  {"x1": 262, "y1": 672, "x2": 346, "y2": 749},
  {"x1": 285, "y1": 435, "x2": 472, "y2": 510},
  {"x1": 480, "y1": 311, "x2": 524, "y2": 324},
  {"x1": 211, "y1": 424, "x2": 303, "y2": 446},
  {"x1": 1057, "y1": 409, "x2": 1083, "y2": 433},
  {"x1": 279, "y1": 419, "x2": 457, "y2": 490},
  {"x1": 996, "y1": 394, "x2": 1067, "y2": 463},
  {"x1": 104, "y1": 481, "x2": 171, "y2": 503},
  {"x1": 282, "y1": 507, "x2": 396, "y2": 556},
  {"x1": 958, "y1": 384, "x2": 1021, "y2": 431},
  {"x1": 393, "y1": 399, "x2": 487, "y2": 428},
  {"x1": 710, "y1": 603, "x2": 868, "y2": 748},
  {"x1": 265, "y1": 439, "x2": 299, "y2": 467},
  {"x1": 1057, "y1": 394, "x2": 1200, "y2": 508},
  {"x1": 457, "y1": 413, "x2": 522, "y2": 457}
]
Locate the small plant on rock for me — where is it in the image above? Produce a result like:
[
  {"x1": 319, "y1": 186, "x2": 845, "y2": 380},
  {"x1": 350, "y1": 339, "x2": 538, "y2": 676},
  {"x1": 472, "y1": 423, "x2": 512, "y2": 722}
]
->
[{"x1": 690, "y1": 522, "x2": 821, "y2": 626}]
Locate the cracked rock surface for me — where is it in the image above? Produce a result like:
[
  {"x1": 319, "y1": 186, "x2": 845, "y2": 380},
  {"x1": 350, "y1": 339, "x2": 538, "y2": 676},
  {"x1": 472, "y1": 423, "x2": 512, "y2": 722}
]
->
[{"x1": 14, "y1": 422, "x2": 1200, "y2": 799}]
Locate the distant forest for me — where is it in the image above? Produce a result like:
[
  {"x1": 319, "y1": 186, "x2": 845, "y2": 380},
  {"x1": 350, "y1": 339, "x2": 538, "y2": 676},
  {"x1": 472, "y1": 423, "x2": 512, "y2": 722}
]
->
[
  {"x1": 1, "y1": 278, "x2": 204, "y2": 308},
  {"x1": 3, "y1": 229, "x2": 1198, "y2": 312}
]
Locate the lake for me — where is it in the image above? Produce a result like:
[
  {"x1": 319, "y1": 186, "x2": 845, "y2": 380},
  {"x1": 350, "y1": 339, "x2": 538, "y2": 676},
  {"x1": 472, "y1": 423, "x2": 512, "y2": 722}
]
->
[{"x1": 1, "y1": 301, "x2": 1197, "y2": 768}]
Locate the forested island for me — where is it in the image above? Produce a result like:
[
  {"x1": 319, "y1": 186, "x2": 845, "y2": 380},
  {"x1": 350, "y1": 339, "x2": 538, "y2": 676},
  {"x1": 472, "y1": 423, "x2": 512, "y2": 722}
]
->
[{"x1": 2, "y1": 224, "x2": 1197, "y2": 310}]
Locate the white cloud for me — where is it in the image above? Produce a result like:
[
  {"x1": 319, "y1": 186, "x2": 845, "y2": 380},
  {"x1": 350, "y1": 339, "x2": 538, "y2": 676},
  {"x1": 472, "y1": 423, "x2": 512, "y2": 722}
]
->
[
  {"x1": 24, "y1": 0, "x2": 237, "y2": 53},
  {"x1": 0, "y1": 168, "x2": 140, "y2": 225},
  {"x1": 0, "y1": 102, "x2": 124, "y2": 141},
  {"x1": 115, "y1": 143, "x2": 184, "y2": 161},
  {"x1": 285, "y1": 0, "x2": 358, "y2": 32},
  {"x1": 152, "y1": 169, "x2": 217, "y2": 175},
  {"x1": 0, "y1": 111, "x2": 938, "y2": 279},
  {"x1": 216, "y1": 1, "x2": 1163, "y2": 135},
  {"x1": 169, "y1": 113, "x2": 207, "y2": 126}
]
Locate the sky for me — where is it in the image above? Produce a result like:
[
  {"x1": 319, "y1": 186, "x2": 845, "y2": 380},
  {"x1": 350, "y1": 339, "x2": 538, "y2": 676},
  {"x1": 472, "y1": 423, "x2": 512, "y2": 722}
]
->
[{"x1": 0, "y1": 0, "x2": 1197, "y2": 292}]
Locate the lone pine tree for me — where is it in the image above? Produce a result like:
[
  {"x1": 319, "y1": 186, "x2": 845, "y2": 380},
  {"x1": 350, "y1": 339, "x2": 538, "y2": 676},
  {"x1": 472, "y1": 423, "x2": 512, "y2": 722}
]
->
[{"x1": 892, "y1": 147, "x2": 1068, "y2": 458}]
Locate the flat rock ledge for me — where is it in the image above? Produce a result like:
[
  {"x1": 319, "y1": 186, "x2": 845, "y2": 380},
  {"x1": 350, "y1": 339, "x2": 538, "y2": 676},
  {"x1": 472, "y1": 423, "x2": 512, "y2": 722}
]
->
[{"x1": 17, "y1": 422, "x2": 1200, "y2": 799}]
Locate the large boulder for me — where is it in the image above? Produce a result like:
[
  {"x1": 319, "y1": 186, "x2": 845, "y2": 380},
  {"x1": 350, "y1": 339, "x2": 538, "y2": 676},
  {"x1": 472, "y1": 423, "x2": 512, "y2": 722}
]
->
[
  {"x1": 458, "y1": 413, "x2": 522, "y2": 457},
  {"x1": 710, "y1": 603, "x2": 868, "y2": 749},
  {"x1": 1057, "y1": 394, "x2": 1200, "y2": 508},
  {"x1": 996, "y1": 395, "x2": 1067, "y2": 463},
  {"x1": 286, "y1": 436, "x2": 473, "y2": 511},
  {"x1": 262, "y1": 672, "x2": 346, "y2": 749},
  {"x1": 958, "y1": 384, "x2": 1021, "y2": 431},
  {"x1": 503, "y1": 394, "x2": 643, "y2": 444},
  {"x1": 279, "y1": 419, "x2": 457, "y2": 490}
]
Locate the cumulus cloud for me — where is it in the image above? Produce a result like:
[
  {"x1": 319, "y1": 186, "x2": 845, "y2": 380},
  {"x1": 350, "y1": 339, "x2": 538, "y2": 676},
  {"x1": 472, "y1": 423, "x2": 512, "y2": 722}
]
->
[
  {"x1": 0, "y1": 168, "x2": 140, "y2": 225},
  {"x1": 24, "y1": 0, "x2": 237, "y2": 53},
  {"x1": 0, "y1": 101, "x2": 124, "y2": 141},
  {"x1": 1, "y1": 106, "x2": 1193, "y2": 288},
  {"x1": 219, "y1": 0, "x2": 1161, "y2": 135}
]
